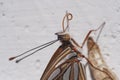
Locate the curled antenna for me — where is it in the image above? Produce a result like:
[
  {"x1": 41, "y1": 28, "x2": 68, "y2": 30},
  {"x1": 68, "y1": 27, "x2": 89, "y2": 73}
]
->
[
  {"x1": 62, "y1": 11, "x2": 73, "y2": 32},
  {"x1": 9, "y1": 39, "x2": 58, "y2": 63}
]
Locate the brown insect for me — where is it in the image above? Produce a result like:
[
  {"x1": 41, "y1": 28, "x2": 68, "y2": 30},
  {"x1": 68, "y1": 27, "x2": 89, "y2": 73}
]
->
[{"x1": 9, "y1": 12, "x2": 118, "y2": 80}]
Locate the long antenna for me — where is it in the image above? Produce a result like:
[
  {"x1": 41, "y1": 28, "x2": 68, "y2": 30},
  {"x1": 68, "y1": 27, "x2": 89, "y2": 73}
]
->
[{"x1": 9, "y1": 39, "x2": 58, "y2": 63}]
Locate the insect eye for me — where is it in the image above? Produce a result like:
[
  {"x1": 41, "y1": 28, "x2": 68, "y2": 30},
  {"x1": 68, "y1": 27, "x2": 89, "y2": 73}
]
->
[
  {"x1": 57, "y1": 33, "x2": 71, "y2": 42},
  {"x1": 63, "y1": 34, "x2": 71, "y2": 40}
]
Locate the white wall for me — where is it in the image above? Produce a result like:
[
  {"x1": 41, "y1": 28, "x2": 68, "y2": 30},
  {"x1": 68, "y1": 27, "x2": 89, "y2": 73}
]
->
[{"x1": 0, "y1": 0, "x2": 120, "y2": 80}]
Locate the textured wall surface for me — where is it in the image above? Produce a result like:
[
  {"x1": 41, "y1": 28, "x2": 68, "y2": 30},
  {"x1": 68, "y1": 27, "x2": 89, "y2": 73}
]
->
[{"x1": 0, "y1": 0, "x2": 120, "y2": 80}]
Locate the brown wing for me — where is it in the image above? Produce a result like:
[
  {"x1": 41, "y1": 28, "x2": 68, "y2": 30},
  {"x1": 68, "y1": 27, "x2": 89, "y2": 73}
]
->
[
  {"x1": 87, "y1": 37, "x2": 118, "y2": 80},
  {"x1": 51, "y1": 57, "x2": 87, "y2": 80},
  {"x1": 40, "y1": 40, "x2": 87, "y2": 80},
  {"x1": 40, "y1": 43, "x2": 72, "y2": 80},
  {"x1": 77, "y1": 62, "x2": 86, "y2": 80}
]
